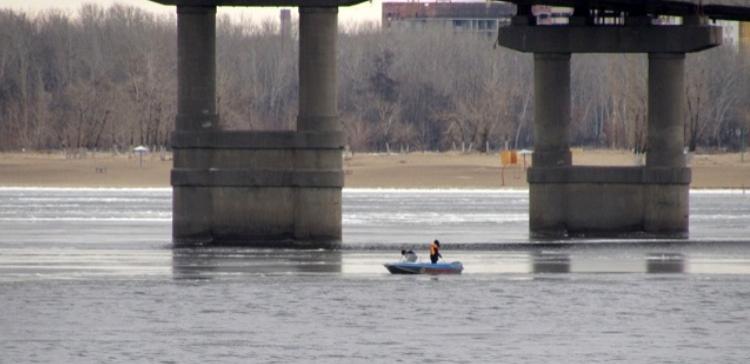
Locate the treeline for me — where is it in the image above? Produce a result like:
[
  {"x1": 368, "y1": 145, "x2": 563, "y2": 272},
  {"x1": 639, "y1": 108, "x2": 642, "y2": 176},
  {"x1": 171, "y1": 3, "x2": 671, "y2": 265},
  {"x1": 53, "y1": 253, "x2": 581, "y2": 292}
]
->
[{"x1": 0, "y1": 5, "x2": 747, "y2": 153}]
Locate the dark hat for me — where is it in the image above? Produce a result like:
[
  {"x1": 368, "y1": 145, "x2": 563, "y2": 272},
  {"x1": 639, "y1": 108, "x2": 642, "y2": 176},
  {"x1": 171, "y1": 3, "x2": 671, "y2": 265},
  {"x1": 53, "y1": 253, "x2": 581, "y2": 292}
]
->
[{"x1": 434, "y1": 240, "x2": 440, "y2": 246}]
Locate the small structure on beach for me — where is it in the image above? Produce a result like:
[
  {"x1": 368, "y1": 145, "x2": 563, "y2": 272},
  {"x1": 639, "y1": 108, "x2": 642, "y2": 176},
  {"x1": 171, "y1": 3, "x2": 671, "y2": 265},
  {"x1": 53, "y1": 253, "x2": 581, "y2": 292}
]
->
[{"x1": 133, "y1": 145, "x2": 149, "y2": 168}]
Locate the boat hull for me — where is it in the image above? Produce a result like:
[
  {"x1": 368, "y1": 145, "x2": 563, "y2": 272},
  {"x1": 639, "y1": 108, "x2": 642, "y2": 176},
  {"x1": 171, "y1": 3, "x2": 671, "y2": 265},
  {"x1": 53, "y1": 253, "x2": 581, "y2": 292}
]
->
[{"x1": 384, "y1": 261, "x2": 463, "y2": 275}]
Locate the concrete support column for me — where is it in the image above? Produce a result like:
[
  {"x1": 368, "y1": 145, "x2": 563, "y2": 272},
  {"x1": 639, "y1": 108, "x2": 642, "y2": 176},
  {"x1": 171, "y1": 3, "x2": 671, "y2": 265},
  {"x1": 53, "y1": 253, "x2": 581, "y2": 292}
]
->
[
  {"x1": 533, "y1": 53, "x2": 572, "y2": 167},
  {"x1": 295, "y1": 7, "x2": 342, "y2": 243},
  {"x1": 529, "y1": 53, "x2": 571, "y2": 238},
  {"x1": 496, "y1": 22, "x2": 719, "y2": 239},
  {"x1": 645, "y1": 52, "x2": 689, "y2": 236},
  {"x1": 173, "y1": 6, "x2": 217, "y2": 244},
  {"x1": 647, "y1": 53, "x2": 686, "y2": 167},
  {"x1": 298, "y1": 7, "x2": 339, "y2": 133},
  {"x1": 176, "y1": 6, "x2": 217, "y2": 138}
]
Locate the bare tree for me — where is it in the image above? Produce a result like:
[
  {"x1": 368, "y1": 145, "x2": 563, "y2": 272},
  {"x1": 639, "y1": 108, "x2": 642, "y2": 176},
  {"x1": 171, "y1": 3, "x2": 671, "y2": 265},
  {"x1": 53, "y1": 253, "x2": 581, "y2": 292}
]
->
[
  {"x1": 686, "y1": 46, "x2": 742, "y2": 151},
  {"x1": 0, "y1": 5, "x2": 746, "y2": 154}
]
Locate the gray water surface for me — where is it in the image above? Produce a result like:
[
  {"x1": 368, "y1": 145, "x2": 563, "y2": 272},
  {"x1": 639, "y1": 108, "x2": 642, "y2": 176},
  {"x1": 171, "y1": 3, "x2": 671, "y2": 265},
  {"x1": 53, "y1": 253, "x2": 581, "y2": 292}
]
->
[{"x1": 1, "y1": 188, "x2": 749, "y2": 363}]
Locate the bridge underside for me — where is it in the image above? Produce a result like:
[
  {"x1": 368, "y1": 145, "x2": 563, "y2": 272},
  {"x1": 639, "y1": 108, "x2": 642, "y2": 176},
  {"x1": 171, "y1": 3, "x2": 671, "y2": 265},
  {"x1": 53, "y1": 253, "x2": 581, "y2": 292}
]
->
[
  {"x1": 498, "y1": 0, "x2": 750, "y2": 21},
  {"x1": 497, "y1": 4, "x2": 722, "y2": 238}
]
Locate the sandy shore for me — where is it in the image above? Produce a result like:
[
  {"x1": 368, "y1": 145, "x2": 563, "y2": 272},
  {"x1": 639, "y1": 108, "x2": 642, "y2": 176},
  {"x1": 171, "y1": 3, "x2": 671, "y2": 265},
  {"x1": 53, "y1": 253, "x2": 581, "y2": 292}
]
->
[{"x1": 0, "y1": 150, "x2": 748, "y2": 189}]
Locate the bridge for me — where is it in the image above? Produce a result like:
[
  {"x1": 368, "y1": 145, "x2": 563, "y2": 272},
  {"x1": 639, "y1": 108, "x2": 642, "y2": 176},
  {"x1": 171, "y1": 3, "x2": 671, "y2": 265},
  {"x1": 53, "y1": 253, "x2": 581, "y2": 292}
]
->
[
  {"x1": 507, "y1": 1, "x2": 750, "y2": 21},
  {"x1": 496, "y1": 0, "x2": 750, "y2": 238},
  {"x1": 151, "y1": 0, "x2": 750, "y2": 246}
]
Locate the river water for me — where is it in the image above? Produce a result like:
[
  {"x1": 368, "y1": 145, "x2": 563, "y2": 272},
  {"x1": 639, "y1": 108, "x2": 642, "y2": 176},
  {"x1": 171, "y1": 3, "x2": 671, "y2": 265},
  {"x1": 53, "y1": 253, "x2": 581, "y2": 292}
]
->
[{"x1": 1, "y1": 188, "x2": 749, "y2": 363}]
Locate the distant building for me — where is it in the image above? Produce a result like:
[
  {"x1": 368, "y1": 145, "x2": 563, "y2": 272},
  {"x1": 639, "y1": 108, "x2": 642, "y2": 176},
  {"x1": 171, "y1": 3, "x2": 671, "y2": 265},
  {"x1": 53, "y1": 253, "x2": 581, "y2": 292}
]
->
[{"x1": 382, "y1": 1, "x2": 514, "y2": 33}]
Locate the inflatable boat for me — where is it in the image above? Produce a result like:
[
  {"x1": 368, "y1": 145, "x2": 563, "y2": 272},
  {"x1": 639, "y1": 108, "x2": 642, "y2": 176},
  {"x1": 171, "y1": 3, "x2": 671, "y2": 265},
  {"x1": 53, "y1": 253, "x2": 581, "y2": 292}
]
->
[{"x1": 384, "y1": 261, "x2": 464, "y2": 274}]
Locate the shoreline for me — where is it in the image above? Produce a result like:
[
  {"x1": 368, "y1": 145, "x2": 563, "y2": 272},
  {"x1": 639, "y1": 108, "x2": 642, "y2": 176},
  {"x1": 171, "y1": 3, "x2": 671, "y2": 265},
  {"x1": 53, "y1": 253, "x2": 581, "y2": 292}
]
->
[{"x1": 1, "y1": 150, "x2": 748, "y2": 189}]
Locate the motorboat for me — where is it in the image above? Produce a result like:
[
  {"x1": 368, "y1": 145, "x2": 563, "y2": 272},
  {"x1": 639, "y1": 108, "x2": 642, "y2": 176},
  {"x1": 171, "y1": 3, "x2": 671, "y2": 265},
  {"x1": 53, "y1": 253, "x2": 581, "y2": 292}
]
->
[{"x1": 384, "y1": 261, "x2": 463, "y2": 274}]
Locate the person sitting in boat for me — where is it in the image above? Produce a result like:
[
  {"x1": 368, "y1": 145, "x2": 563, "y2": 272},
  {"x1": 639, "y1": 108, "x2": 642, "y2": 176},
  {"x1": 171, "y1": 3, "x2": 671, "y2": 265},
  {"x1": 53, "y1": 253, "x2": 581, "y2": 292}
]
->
[
  {"x1": 401, "y1": 249, "x2": 418, "y2": 262},
  {"x1": 429, "y1": 240, "x2": 442, "y2": 264}
]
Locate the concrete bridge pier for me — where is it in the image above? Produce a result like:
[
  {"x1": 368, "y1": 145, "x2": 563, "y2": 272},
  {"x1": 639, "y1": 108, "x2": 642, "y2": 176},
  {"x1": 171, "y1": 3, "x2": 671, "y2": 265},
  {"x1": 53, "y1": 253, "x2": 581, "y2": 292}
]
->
[
  {"x1": 170, "y1": 4, "x2": 344, "y2": 247},
  {"x1": 529, "y1": 53, "x2": 571, "y2": 236},
  {"x1": 295, "y1": 6, "x2": 343, "y2": 242},
  {"x1": 497, "y1": 13, "x2": 721, "y2": 238},
  {"x1": 173, "y1": 5, "x2": 217, "y2": 243},
  {"x1": 644, "y1": 53, "x2": 689, "y2": 234}
]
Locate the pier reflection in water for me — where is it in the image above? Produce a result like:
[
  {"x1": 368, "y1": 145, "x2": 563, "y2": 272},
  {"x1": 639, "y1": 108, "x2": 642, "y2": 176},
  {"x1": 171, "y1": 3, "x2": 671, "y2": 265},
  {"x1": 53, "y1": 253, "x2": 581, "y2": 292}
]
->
[
  {"x1": 172, "y1": 248, "x2": 343, "y2": 279},
  {"x1": 531, "y1": 251, "x2": 571, "y2": 273},
  {"x1": 646, "y1": 253, "x2": 685, "y2": 273},
  {"x1": 165, "y1": 244, "x2": 750, "y2": 278},
  {"x1": 6, "y1": 245, "x2": 748, "y2": 281}
]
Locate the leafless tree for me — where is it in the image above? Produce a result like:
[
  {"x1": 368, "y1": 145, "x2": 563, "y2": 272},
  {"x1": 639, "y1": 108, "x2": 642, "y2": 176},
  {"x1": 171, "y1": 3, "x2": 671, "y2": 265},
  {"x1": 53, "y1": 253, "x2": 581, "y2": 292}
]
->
[
  {"x1": 0, "y1": 5, "x2": 746, "y2": 154},
  {"x1": 686, "y1": 46, "x2": 743, "y2": 151}
]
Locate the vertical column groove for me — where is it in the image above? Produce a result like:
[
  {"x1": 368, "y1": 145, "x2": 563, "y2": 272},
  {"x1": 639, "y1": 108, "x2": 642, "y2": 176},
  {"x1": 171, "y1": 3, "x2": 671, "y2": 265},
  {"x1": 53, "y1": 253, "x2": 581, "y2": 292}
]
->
[
  {"x1": 647, "y1": 52, "x2": 686, "y2": 168},
  {"x1": 533, "y1": 53, "x2": 572, "y2": 167}
]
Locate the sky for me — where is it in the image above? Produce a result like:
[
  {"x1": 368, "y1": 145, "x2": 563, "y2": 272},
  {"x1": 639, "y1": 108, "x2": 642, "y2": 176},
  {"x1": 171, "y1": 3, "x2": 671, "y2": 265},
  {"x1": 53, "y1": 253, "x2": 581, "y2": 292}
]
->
[{"x1": 0, "y1": 0, "x2": 387, "y2": 25}]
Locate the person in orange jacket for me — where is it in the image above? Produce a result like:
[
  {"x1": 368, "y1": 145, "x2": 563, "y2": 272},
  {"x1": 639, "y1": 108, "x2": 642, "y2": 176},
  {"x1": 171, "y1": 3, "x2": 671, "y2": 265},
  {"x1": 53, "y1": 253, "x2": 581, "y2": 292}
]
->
[{"x1": 429, "y1": 240, "x2": 442, "y2": 264}]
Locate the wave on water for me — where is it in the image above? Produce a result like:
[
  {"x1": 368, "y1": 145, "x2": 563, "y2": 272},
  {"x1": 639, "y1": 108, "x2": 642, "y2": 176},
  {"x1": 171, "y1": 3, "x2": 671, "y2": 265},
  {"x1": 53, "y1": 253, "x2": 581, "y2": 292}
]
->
[
  {"x1": 342, "y1": 239, "x2": 750, "y2": 251},
  {"x1": 352, "y1": 188, "x2": 750, "y2": 195},
  {"x1": 343, "y1": 188, "x2": 527, "y2": 194},
  {"x1": 0, "y1": 217, "x2": 171, "y2": 222},
  {"x1": 2, "y1": 186, "x2": 749, "y2": 194},
  {"x1": 690, "y1": 189, "x2": 750, "y2": 194},
  {"x1": 343, "y1": 212, "x2": 527, "y2": 225},
  {"x1": 0, "y1": 187, "x2": 171, "y2": 192},
  {"x1": 4, "y1": 198, "x2": 167, "y2": 203}
]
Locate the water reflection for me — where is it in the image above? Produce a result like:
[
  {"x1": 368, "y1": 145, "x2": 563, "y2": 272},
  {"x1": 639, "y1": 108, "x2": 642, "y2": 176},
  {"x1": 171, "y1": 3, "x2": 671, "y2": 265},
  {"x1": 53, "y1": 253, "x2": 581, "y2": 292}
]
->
[
  {"x1": 529, "y1": 251, "x2": 688, "y2": 274},
  {"x1": 1, "y1": 246, "x2": 747, "y2": 281},
  {"x1": 169, "y1": 247, "x2": 750, "y2": 277},
  {"x1": 531, "y1": 251, "x2": 571, "y2": 273},
  {"x1": 646, "y1": 253, "x2": 685, "y2": 274},
  {"x1": 171, "y1": 248, "x2": 342, "y2": 279}
]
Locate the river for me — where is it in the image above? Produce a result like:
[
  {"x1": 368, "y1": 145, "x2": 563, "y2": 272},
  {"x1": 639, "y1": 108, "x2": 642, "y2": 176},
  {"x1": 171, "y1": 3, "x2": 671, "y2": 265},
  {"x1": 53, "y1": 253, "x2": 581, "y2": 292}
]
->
[{"x1": 1, "y1": 188, "x2": 749, "y2": 363}]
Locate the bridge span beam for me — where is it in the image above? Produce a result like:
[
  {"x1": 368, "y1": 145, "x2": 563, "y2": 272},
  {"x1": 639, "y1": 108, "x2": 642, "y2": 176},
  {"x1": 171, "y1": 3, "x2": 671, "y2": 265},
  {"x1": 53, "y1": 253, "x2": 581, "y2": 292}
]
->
[{"x1": 498, "y1": 17, "x2": 720, "y2": 238}]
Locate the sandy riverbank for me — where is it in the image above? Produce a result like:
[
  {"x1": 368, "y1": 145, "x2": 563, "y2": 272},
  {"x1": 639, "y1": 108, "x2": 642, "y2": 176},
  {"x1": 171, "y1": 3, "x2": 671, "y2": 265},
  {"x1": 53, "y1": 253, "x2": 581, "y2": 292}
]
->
[{"x1": 0, "y1": 150, "x2": 748, "y2": 188}]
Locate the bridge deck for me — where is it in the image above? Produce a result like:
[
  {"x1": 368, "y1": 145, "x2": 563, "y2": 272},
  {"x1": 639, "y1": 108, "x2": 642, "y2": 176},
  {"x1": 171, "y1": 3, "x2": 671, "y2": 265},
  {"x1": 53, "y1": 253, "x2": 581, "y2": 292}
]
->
[{"x1": 497, "y1": 0, "x2": 750, "y2": 21}]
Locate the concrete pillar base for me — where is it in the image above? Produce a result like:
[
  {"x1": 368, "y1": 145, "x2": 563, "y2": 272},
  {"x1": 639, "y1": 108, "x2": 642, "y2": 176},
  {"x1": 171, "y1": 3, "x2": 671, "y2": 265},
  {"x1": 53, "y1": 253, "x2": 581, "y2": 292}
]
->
[
  {"x1": 644, "y1": 184, "x2": 689, "y2": 235},
  {"x1": 171, "y1": 131, "x2": 343, "y2": 248},
  {"x1": 528, "y1": 166, "x2": 690, "y2": 239},
  {"x1": 173, "y1": 186, "x2": 213, "y2": 244}
]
